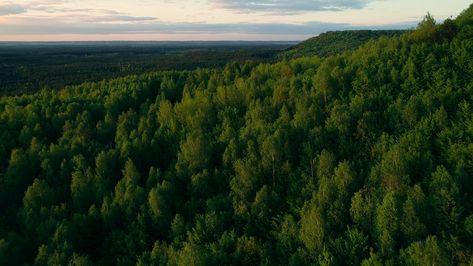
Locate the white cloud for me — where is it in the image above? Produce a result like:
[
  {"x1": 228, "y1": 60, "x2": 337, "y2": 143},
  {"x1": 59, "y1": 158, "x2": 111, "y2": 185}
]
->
[
  {"x1": 0, "y1": 4, "x2": 27, "y2": 16},
  {"x1": 214, "y1": 0, "x2": 376, "y2": 13},
  {"x1": 1, "y1": 1, "x2": 158, "y2": 23}
]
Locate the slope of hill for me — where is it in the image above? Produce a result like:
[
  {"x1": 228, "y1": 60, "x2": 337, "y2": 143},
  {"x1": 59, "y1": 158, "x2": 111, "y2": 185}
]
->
[
  {"x1": 282, "y1": 30, "x2": 408, "y2": 58},
  {"x1": 0, "y1": 4, "x2": 472, "y2": 266}
]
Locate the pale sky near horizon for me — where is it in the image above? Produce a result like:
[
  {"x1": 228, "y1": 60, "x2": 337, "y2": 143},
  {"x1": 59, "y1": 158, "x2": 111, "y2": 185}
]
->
[{"x1": 0, "y1": 0, "x2": 470, "y2": 41}]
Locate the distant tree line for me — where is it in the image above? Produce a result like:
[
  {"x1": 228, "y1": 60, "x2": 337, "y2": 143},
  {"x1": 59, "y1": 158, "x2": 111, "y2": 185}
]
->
[{"x1": 0, "y1": 44, "x2": 287, "y2": 95}]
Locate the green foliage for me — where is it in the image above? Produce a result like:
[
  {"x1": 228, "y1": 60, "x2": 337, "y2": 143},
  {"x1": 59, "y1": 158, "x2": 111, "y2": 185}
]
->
[
  {"x1": 0, "y1": 6, "x2": 472, "y2": 265},
  {"x1": 282, "y1": 30, "x2": 407, "y2": 58},
  {"x1": 400, "y1": 236, "x2": 451, "y2": 265},
  {"x1": 375, "y1": 192, "x2": 400, "y2": 257},
  {"x1": 331, "y1": 227, "x2": 369, "y2": 265},
  {"x1": 455, "y1": 4, "x2": 473, "y2": 26},
  {"x1": 0, "y1": 44, "x2": 289, "y2": 95},
  {"x1": 300, "y1": 201, "x2": 325, "y2": 253},
  {"x1": 465, "y1": 214, "x2": 473, "y2": 238}
]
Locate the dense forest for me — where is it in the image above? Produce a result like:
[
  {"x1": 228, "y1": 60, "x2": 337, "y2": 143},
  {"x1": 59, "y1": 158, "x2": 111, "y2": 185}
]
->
[
  {"x1": 281, "y1": 30, "x2": 407, "y2": 58},
  {"x1": 0, "y1": 42, "x2": 291, "y2": 95},
  {"x1": 0, "y1": 5, "x2": 473, "y2": 265}
]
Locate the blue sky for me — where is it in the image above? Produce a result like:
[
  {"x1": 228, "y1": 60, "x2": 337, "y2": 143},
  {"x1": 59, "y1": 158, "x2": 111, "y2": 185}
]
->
[{"x1": 0, "y1": 0, "x2": 470, "y2": 41}]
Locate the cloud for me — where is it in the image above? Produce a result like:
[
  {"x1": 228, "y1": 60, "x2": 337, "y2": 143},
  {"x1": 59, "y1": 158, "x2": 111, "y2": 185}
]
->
[
  {"x1": 0, "y1": 1, "x2": 156, "y2": 23},
  {"x1": 0, "y1": 18, "x2": 415, "y2": 37},
  {"x1": 0, "y1": 4, "x2": 27, "y2": 16},
  {"x1": 25, "y1": 5, "x2": 159, "y2": 23},
  {"x1": 80, "y1": 15, "x2": 157, "y2": 23},
  {"x1": 214, "y1": 0, "x2": 376, "y2": 13}
]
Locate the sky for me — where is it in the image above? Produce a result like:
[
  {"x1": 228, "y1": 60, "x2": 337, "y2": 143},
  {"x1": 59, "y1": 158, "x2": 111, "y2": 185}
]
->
[{"x1": 0, "y1": 0, "x2": 470, "y2": 41}]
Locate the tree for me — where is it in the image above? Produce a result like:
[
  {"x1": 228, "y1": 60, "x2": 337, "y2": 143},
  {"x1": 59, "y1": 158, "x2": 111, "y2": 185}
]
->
[
  {"x1": 465, "y1": 214, "x2": 473, "y2": 238},
  {"x1": 274, "y1": 214, "x2": 299, "y2": 258},
  {"x1": 350, "y1": 189, "x2": 374, "y2": 233},
  {"x1": 23, "y1": 178, "x2": 56, "y2": 210},
  {"x1": 400, "y1": 185, "x2": 427, "y2": 244},
  {"x1": 400, "y1": 236, "x2": 451, "y2": 266},
  {"x1": 2, "y1": 149, "x2": 39, "y2": 207},
  {"x1": 313, "y1": 60, "x2": 337, "y2": 103},
  {"x1": 148, "y1": 181, "x2": 173, "y2": 237},
  {"x1": 331, "y1": 227, "x2": 369, "y2": 265},
  {"x1": 300, "y1": 201, "x2": 325, "y2": 253},
  {"x1": 261, "y1": 133, "x2": 283, "y2": 187},
  {"x1": 429, "y1": 166, "x2": 460, "y2": 235},
  {"x1": 176, "y1": 133, "x2": 211, "y2": 174},
  {"x1": 70, "y1": 155, "x2": 97, "y2": 212},
  {"x1": 113, "y1": 159, "x2": 145, "y2": 219},
  {"x1": 375, "y1": 191, "x2": 399, "y2": 257},
  {"x1": 410, "y1": 13, "x2": 437, "y2": 42},
  {"x1": 361, "y1": 250, "x2": 383, "y2": 266}
]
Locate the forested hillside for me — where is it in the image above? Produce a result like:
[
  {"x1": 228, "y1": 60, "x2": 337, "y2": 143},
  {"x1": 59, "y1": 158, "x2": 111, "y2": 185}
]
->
[
  {"x1": 0, "y1": 5, "x2": 473, "y2": 266},
  {"x1": 281, "y1": 30, "x2": 407, "y2": 58}
]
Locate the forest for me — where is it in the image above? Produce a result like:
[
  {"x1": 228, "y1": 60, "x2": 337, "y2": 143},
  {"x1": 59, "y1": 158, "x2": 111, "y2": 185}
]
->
[
  {"x1": 281, "y1": 30, "x2": 407, "y2": 58},
  {"x1": 0, "y1": 42, "x2": 291, "y2": 95},
  {"x1": 0, "y1": 4, "x2": 473, "y2": 266}
]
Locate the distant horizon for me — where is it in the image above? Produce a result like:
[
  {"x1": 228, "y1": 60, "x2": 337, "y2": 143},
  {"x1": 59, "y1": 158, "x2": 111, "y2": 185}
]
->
[
  {"x1": 0, "y1": 40, "x2": 301, "y2": 43},
  {"x1": 0, "y1": 1, "x2": 469, "y2": 41},
  {"x1": 0, "y1": 34, "x2": 310, "y2": 42},
  {"x1": 0, "y1": 29, "x2": 410, "y2": 43}
]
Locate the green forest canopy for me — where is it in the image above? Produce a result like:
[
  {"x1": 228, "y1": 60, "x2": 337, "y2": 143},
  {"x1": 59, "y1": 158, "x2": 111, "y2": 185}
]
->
[
  {"x1": 0, "y1": 43, "x2": 290, "y2": 95},
  {"x1": 0, "y1": 4, "x2": 473, "y2": 265},
  {"x1": 281, "y1": 30, "x2": 407, "y2": 58}
]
